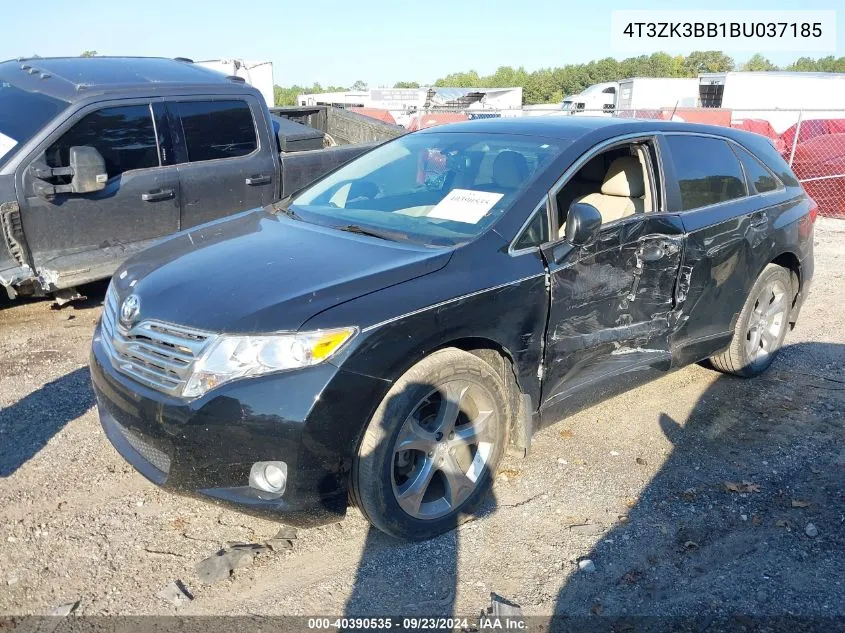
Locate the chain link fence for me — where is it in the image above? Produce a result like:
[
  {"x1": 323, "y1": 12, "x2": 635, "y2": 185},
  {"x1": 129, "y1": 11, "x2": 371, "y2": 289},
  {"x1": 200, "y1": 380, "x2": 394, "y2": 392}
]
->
[{"x1": 406, "y1": 106, "x2": 845, "y2": 218}]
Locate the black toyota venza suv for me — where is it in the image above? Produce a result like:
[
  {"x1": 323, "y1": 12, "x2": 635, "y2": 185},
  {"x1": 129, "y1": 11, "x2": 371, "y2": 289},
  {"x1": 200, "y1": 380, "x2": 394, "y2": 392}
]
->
[{"x1": 90, "y1": 117, "x2": 815, "y2": 540}]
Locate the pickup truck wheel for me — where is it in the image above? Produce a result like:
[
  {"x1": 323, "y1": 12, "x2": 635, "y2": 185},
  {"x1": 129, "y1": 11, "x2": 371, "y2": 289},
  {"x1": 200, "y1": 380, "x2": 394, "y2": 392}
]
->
[
  {"x1": 710, "y1": 264, "x2": 792, "y2": 378},
  {"x1": 352, "y1": 348, "x2": 507, "y2": 540}
]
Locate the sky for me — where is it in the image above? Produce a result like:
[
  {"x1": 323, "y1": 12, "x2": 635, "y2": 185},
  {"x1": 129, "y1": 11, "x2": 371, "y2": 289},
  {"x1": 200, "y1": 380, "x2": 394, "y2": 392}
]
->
[{"x1": 2, "y1": 0, "x2": 842, "y2": 88}]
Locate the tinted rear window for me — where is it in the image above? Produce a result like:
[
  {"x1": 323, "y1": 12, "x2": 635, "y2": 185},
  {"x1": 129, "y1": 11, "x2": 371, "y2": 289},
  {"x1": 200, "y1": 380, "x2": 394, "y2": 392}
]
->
[
  {"x1": 733, "y1": 144, "x2": 781, "y2": 194},
  {"x1": 665, "y1": 136, "x2": 747, "y2": 211},
  {"x1": 173, "y1": 100, "x2": 257, "y2": 162}
]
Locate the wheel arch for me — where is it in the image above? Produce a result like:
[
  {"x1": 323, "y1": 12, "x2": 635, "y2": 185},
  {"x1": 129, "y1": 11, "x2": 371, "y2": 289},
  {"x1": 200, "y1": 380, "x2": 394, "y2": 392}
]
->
[
  {"x1": 769, "y1": 251, "x2": 802, "y2": 328},
  {"x1": 433, "y1": 336, "x2": 534, "y2": 454}
]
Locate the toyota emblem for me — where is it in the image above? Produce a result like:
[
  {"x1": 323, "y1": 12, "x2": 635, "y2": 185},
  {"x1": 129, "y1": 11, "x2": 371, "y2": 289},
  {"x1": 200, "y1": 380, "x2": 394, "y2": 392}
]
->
[{"x1": 119, "y1": 294, "x2": 141, "y2": 326}]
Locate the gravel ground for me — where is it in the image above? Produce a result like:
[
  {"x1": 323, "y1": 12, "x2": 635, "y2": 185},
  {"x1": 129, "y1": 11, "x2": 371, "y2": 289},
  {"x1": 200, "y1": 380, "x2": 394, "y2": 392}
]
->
[{"x1": 0, "y1": 218, "x2": 843, "y2": 619}]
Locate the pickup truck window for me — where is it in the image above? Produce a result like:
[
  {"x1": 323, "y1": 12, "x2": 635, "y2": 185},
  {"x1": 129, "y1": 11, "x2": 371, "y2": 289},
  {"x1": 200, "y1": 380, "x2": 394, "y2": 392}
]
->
[
  {"x1": 665, "y1": 135, "x2": 747, "y2": 211},
  {"x1": 46, "y1": 105, "x2": 159, "y2": 179},
  {"x1": 0, "y1": 82, "x2": 68, "y2": 169},
  {"x1": 172, "y1": 100, "x2": 257, "y2": 162}
]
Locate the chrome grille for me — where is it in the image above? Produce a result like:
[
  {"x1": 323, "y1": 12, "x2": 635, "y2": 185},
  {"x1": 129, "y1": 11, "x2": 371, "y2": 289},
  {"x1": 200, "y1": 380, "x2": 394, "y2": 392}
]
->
[{"x1": 101, "y1": 286, "x2": 214, "y2": 396}]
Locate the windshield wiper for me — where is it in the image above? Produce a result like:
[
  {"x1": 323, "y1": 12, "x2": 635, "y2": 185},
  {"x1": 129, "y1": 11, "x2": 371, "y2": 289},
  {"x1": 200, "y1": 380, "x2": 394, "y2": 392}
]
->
[
  {"x1": 338, "y1": 224, "x2": 395, "y2": 241},
  {"x1": 272, "y1": 198, "x2": 302, "y2": 220}
]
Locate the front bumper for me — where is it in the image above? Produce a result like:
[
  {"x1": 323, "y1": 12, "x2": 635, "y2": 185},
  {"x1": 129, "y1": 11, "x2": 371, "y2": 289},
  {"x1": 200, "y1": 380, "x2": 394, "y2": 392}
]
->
[{"x1": 89, "y1": 324, "x2": 389, "y2": 527}]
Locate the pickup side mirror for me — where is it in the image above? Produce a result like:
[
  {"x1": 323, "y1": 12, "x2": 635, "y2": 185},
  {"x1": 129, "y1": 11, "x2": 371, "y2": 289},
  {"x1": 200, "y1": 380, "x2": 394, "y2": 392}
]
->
[
  {"x1": 68, "y1": 146, "x2": 108, "y2": 194},
  {"x1": 564, "y1": 202, "x2": 602, "y2": 246},
  {"x1": 30, "y1": 146, "x2": 108, "y2": 197}
]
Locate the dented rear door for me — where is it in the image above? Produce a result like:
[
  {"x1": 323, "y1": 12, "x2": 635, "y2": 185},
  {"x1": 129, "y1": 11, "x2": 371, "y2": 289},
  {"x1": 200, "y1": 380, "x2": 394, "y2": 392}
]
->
[{"x1": 539, "y1": 212, "x2": 685, "y2": 412}]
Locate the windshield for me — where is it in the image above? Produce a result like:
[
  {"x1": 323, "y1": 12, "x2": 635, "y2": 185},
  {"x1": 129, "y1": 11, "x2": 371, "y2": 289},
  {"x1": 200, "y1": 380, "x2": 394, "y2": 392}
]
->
[
  {"x1": 289, "y1": 132, "x2": 562, "y2": 247},
  {"x1": 0, "y1": 82, "x2": 69, "y2": 169}
]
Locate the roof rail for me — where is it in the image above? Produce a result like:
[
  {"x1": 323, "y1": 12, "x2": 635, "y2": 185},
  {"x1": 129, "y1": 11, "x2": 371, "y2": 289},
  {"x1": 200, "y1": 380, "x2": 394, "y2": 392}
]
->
[
  {"x1": 173, "y1": 57, "x2": 194, "y2": 63},
  {"x1": 226, "y1": 75, "x2": 247, "y2": 84}
]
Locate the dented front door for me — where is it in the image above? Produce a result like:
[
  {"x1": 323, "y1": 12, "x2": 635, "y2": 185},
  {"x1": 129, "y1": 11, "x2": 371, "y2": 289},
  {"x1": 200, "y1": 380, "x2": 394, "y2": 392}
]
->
[{"x1": 539, "y1": 213, "x2": 685, "y2": 411}]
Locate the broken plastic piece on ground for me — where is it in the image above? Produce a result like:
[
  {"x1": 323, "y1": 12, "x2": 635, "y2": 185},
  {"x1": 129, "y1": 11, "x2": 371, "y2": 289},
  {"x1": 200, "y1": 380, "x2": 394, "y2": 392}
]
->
[
  {"x1": 157, "y1": 580, "x2": 193, "y2": 607},
  {"x1": 51, "y1": 287, "x2": 86, "y2": 307},
  {"x1": 49, "y1": 600, "x2": 80, "y2": 616},
  {"x1": 273, "y1": 526, "x2": 298, "y2": 540},
  {"x1": 196, "y1": 544, "x2": 265, "y2": 584},
  {"x1": 482, "y1": 592, "x2": 524, "y2": 618},
  {"x1": 265, "y1": 538, "x2": 294, "y2": 552},
  {"x1": 196, "y1": 530, "x2": 298, "y2": 584}
]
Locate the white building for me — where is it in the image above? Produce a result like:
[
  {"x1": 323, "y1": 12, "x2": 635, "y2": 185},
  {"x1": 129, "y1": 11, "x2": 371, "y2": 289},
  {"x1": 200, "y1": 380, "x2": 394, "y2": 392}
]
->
[{"x1": 699, "y1": 71, "x2": 845, "y2": 132}]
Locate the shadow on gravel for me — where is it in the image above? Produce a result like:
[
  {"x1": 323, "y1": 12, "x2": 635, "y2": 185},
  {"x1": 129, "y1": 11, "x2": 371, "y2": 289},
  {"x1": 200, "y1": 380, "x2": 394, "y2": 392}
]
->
[
  {"x1": 0, "y1": 366, "x2": 95, "y2": 476},
  {"x1": 551, "y1": 342, "x2": 845, "y2": 625},
  {"x1": 343, "y1": 380, "x2": 500, "y2": 618}
]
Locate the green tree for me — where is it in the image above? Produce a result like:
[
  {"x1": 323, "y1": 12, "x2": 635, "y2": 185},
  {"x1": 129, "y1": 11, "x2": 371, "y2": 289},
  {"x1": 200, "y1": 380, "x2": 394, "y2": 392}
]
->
[
  {"x1": 742, "y1": 54, "x2": 778, "y2": 71},
  {"x1": 813, "y1": 55, "x2": 845, "y2": 72},
  {"x1": 273, "y1": 52, "x2": 839, "y2": 108},
  {"x1": 683, "y1": 50, "x2": 735, "y2": 74},
  {"x1": 434, "y1": 70, "x2": 482, "y2": 87},
  {"x1": 80, "y1": 50, "x2": 98, "y2": 57}
]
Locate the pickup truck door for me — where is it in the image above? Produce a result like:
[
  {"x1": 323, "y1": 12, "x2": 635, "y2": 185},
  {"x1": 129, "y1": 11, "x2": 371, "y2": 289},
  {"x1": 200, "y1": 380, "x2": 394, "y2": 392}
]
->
[
  {"x1": 537, "y1": 138, "x2": 685, "y2": 419},
  {"x1": 166, "y1": 98, "x2": 278, "y2": 229},
  {"x1": 15, "y1": 101, "x2": 179, "y2": 289}
]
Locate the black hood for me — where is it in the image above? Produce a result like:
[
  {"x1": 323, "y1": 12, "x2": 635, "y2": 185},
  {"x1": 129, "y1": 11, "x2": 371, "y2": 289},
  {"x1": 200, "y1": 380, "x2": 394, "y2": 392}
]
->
[{"x1": 113, "y1": 209, "x2": 451, "y2": 332}]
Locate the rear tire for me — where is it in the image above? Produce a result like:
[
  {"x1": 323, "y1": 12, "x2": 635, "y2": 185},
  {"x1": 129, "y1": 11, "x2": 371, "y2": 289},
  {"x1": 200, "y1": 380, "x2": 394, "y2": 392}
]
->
[
  {"x1": 351, "y1": 348, "x2": 508, "y2": 540},
  {"x1": 710, "y1": 264, "x2": 792, "y2": 377}
]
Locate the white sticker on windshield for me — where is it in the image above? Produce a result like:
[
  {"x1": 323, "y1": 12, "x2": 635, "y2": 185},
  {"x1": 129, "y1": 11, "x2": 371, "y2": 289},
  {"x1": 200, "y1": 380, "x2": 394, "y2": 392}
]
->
[
  {"x1": 0, "y1": 132, "x2": 17, "y2": 162},
  {"x1": 427, "y1": 189, "x2": 504, "y2": 224}
]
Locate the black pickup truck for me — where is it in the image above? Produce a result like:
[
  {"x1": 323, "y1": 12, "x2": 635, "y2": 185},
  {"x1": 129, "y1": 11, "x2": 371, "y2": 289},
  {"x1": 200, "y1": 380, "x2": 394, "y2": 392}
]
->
[{"x1": 0, "y1": 56, "x2": 401, "y2": 301}]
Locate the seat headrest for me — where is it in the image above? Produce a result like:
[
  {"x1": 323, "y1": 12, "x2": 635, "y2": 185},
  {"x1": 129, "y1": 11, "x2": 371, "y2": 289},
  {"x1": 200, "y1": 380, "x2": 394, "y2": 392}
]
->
[
  {"x1": 601, "y1": 156, "x2": 645, "y2": 198},
  {"x1": 492, "y1": 150, "x2": 529, "y2": 189},
  {"x1": 578, "y1": 155, "x2": 606, "y2": 183}
]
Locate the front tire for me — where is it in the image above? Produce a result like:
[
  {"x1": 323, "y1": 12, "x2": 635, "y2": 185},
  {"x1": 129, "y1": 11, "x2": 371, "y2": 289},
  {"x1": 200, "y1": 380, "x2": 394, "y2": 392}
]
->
[
  {"x1": 710, "y1": 264, "x2": 792, "y2": 377},
  {"x1": 351, "y1": 348, "x2": 508, "y2": 540}
]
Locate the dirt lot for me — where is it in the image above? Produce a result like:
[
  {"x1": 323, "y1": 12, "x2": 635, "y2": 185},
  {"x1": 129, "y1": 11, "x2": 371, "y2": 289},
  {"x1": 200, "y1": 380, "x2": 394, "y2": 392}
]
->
[{"x1": 1, "y1": 219, "x2": 843, "y2": 620}]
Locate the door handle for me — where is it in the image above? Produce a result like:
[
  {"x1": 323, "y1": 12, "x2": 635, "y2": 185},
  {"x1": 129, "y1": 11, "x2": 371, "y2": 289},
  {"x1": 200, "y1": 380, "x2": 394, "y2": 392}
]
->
[
  {"x1": 245, "y1": 175, "x2": 272, "y2": 186},
  {"x1": 141, "y1": 188, "x2": 174, "y2": 202},
  {"x1": 750, "y1": 212, "x2": 768, "y2": 228},
  {"x1": 638, "y1": 244, "x2": 665, "y2": 262}
]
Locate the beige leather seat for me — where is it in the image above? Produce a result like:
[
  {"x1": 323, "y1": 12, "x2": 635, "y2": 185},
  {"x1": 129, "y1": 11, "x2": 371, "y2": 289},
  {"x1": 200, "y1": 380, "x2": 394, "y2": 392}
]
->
[
  {"x1": 576, "y1": 156, "x2": 645, "y2": 224},
  {"x1": 556, "y1": 155, "x2": 606, "y2": 224},
  {"x1": 488, "y1": 150, "x2": 529, "y2": 193}
]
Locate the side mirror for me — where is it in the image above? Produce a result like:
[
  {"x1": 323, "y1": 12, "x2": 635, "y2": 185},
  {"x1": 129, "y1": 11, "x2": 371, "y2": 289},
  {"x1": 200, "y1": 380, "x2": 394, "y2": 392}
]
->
[
  {"x1": 564, "y1": 202, "x2": 602, "y2": 246},
  {"x1": 68, "y1": 146, "x2": 108, "y2": 194},
  {"x1": 29, "y1": 146, "x2": 107, "y2": 198}
]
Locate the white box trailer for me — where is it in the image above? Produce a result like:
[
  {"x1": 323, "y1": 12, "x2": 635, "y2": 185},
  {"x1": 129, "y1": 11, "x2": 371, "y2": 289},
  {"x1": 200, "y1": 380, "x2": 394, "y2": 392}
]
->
[
  {"x1": 616, "y1": 77, "x2": 700, "y2": 110},
  {"x1": 700, "y1": 71, "x2": 845, "y2": 133},
  {"x1": 195, "y1": 59, "x2": 275, "y2": 107}
]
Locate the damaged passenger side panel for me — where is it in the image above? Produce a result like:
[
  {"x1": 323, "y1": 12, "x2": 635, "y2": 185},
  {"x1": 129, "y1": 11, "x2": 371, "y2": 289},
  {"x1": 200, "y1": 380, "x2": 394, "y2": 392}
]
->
[{"x1": 538, "y1": 213, "x2": 685, "y2": 419}]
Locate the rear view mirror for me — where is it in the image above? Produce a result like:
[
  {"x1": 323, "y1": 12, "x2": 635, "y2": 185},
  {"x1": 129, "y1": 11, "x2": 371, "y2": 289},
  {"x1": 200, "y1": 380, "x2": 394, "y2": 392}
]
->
[
  {"x1": 68, "y1": 146, "x2": 108, "y2": 194},
  {"x1": 417, "y1": 149, "x2": 447, "y2": 185},
  {"x1": 565, "y1": 202, "x2": 602, "y2": 246},
  {"x1": 29, "y1": 146, "x2": 107, "y2": 198}
]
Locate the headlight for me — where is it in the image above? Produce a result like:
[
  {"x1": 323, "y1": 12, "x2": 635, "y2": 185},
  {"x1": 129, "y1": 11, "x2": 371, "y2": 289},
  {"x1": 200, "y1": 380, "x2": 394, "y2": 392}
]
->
[{"x1": 182, "y1": 327, "x2": 357, "y2": 398}]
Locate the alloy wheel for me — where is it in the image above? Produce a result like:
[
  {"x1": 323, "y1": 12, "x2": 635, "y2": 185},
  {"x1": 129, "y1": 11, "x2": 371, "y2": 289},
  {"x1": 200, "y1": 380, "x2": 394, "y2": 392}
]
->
[
  {"x1": 745, "y1": 277, "x2": 788, "y2": 365},
  {"x1": 391, "y1": 379, "x2": 498, "y2": 520}
]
